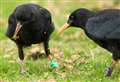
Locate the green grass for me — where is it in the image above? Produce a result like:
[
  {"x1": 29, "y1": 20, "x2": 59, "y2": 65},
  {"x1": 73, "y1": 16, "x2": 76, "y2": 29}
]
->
[{"x1": 0, "y1": 0, "x2": 120, "y2": 82}]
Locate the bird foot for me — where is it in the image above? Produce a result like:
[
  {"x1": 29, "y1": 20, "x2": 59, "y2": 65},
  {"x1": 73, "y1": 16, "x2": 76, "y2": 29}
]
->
[
  {"x1": 105, "y1": 67, "x2": 113, "y2": 76},
  {"x1": 20, "y1": 67, "x2": 28, "y2": 74}
]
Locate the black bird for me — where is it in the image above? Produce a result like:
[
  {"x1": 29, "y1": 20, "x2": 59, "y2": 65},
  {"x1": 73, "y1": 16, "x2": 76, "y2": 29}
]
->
[
  {"x1": 59, "y1": 8, "x2": 120, "y2": 76},
  {"x1": 6, "y1": 3, "x2": 55, "y2": 73}
]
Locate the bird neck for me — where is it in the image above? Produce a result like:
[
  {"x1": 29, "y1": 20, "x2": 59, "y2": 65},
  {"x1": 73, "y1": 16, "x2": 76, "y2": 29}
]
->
[{"x1": 81, "y1": 12, "x2": 95, "y2": 30}]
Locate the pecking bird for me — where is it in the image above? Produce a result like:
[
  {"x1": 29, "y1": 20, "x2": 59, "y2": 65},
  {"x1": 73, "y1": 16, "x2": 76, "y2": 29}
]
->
[
  {"x1": 6, "y1": 3, "x2": 55, "y2": 73},
  {"x1": 59, "y1": 8, "x2": 120, "y2": 76}
]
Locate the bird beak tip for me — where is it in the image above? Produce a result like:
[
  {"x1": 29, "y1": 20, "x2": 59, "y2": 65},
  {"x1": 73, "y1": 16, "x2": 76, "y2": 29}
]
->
[{"x1": 58, "y1": 23, "x2": 70, "y2": 34}]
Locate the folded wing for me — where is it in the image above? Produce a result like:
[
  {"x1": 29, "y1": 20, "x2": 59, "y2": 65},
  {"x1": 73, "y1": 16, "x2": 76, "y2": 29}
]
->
[{"x1": 86, "y1": 11, "x2": 120, "y2": 39}]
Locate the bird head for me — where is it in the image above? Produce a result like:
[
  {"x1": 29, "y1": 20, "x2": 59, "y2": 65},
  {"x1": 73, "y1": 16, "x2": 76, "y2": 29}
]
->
[
  {"x1": 58, "y1": 8, "x2": 94, "y2": 34},
  {"x1": 15, "y1": 5, "x2": 37, "y2": 25},
  {"x1": 11, "y1": 4, "x2": 37, "y2": 40}
]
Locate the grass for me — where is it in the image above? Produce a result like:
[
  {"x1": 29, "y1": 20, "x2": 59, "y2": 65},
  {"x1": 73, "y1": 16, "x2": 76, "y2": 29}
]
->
[{"x1": 0, "y1": 0, "x2": 120, "y2": 82}]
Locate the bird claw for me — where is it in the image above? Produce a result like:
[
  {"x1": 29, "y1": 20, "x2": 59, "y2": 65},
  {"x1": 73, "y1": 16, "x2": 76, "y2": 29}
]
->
[{"x1": 105, "y1": 67, "x2": 113, "y2": 76}]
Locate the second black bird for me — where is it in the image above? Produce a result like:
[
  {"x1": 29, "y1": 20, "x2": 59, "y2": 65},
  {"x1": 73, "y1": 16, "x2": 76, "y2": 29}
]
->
[{"x1": 59, "y1": 8, "x2": 120, "y2": 76}]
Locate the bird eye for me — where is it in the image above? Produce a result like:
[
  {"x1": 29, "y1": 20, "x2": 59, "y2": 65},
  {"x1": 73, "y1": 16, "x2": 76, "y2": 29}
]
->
[
  {"x1": 71, "y1": 16, "x2": 73, "y2": 18},
  {"x1": 17, "y1": 16, "x2": 21, "y2": 20},
  {"x1": 70, "y1": 16, "x2": 74, "y2": 19}
]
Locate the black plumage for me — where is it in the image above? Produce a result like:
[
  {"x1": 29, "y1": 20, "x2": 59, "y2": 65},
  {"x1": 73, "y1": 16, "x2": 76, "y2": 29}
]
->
[
  {"x1": 6, "y1": 3, "x2": 54, "y2": 72},
  {"x1": 59, "y1": 8, "x2": 120, "y2": 76}
]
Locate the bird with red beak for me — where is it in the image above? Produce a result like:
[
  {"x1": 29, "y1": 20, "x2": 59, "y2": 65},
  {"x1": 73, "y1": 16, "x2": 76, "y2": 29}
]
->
[
  {"x1": 58, "y1": 8, "x2": 120, "y2": 76},
  {"x1": 6, "y1": 3, "x2": 56, "y2": 73}
]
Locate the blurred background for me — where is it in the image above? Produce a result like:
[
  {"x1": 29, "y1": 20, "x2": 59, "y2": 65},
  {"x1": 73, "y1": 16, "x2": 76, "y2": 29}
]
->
[{"x1": 0, "y1": 0, "x2": 120, "y2": 82}]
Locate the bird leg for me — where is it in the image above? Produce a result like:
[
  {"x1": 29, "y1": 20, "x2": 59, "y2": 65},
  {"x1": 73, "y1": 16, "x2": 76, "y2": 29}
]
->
[
  {"x1": 105, "y1": 59, "x2": 118, "y2": 76},
  {"x1": 43, "y1": 41, "x2": 52, "y2": 60},
  {"x1": 43, "y1": 41, "x2": 59, "y2": 70},
  {"x1": 17, "y1": 45, "x2": 27, "y2": 74},
  {"x1": 111, "y1": 59, "x2": 118, "y2": 69}
]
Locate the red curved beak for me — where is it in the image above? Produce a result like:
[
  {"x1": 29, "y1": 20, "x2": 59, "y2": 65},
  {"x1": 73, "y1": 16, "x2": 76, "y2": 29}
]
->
[
  {"x1": 12, "y1": 22, "x2": 22, "y2": 40},
  {"x1": 58, "y1": 23, "x2": 70, "y2": 34}
]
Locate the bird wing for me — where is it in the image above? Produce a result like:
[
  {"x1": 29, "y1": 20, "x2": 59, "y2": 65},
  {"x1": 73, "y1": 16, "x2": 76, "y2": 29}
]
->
[{"x1": 86, "y1": 14, "x2": 120, "y2": 39}]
